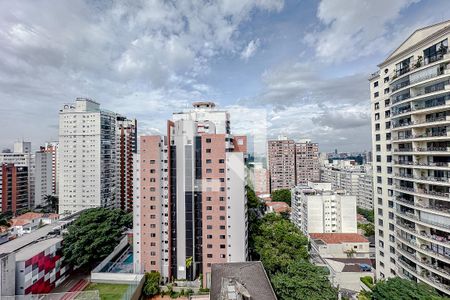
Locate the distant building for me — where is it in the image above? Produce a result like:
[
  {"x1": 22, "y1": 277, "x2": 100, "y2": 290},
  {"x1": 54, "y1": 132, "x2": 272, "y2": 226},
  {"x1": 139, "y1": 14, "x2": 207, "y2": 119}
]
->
[
  {"x1": 291, "y1": 182, "x2": 357, "y2": 235},
  {"x1": 210, "y1": 262, "x2": 277, "y2": 300},
  {"x1": 321, "y1": 160, "x2": 374, "y2": 210},
  {"x1": 268, "y1": 138, "x2": 296, "y2": 191},
  {"x1": 34, "y1": 148, "x2": 54, "y2": 208},
  {"x1": 268, "y1": 137, "x2": 320, "y2": 192},
  {"x1": 0, "y1": 164, "x2": 29, "y2": 214},
  {"x1": 249, "y1": 162, "x2": 269, "y2": 194},
  {"x1": 265, "y1": 201, "x2": 290, "y2": 214},
  {"x1": 116, "y1": 117, "x2": 137, "y2": 212}
]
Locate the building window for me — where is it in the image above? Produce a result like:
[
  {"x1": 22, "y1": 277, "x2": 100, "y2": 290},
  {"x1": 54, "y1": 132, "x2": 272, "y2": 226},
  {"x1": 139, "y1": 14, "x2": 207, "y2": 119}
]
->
[
  {"x1": 384, "y1": 77, "x2": 389, "y2": 83},
  {"x1": 374, "y1": 92, "x2": 379, "y2": 98},
  {"x1": 374, "y1": 81, "x2": 379, "y2": 87},
  {"x1": 385, "y1": 99, "x2": 390, "y2": 106},
  {"x1": 206, "y1": 138, "x2": 212, "y2": 143}
]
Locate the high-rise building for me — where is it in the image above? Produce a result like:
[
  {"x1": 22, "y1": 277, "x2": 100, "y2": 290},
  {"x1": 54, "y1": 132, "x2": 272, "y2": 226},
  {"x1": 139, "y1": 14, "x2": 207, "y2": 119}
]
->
[
  {"x1": 290, "y1": 182, "x2": 357, "y2": 235},
  {"x1": 268, "y1": 137, "x2": 320, "y2": 192},
  {"x1": 295, "y1": 139, "x2": 320, "y2": 185},
  {"x1": 0, "y1": 142, "x2": 33, "y2": 212},
  {"x1": 135, "y1": 102, "x2": 248, "y2": 287},
  {"x1": 249, "y1": 162, "x2": 270, "y2": 195},
  {"x1": 369, "y1": 20, "x2": 450, "y2": 293},
  {"x1": 321, "y1": 160, "x2": 374, "y2": 210},
  {"x1": 58, "y1": 98, "x2": 132, "y2": 214},
  {"x1": 0, "y1": 164, "x2": 29, "y2": 214},
  {"x1": 268, "y1": 138, "x2": 296, "y2": 191},
  {"x1": 116, "y1": 117, "x2": 137, "y2": 211},
  {"x1": 34, "y1": 149, "x2": 53, "y2": 208}
]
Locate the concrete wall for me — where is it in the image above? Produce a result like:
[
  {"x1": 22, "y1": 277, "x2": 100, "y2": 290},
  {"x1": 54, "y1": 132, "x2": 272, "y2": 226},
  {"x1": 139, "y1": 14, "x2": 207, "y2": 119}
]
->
[{"x1": 0, "y1": 253, "x2": 15, "y2": 296}]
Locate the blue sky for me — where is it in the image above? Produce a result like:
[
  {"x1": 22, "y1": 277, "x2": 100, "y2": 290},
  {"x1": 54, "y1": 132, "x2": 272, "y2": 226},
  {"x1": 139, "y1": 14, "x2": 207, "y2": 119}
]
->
[{"x1": 1, "y1": 0, "x2": 450, "y2": 153}]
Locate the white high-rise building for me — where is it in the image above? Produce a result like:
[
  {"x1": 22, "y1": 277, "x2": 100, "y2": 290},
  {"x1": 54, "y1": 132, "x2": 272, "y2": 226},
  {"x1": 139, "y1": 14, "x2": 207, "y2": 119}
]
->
[
  {"x1": 321, "y1": 161, "x2": 374, "y2": 210},
  {"x1": 34, "y1": 150, "x2": 53, "y2": 208},
  {"x1": 58, "y1": 98, "x2": 119, "y2": 214},
  {"x1": 369, "y1": 20, "x2": 450, "y2": 293},
  {"x1": 290, "y1": 182, "x2": 357, "y2": 235}
]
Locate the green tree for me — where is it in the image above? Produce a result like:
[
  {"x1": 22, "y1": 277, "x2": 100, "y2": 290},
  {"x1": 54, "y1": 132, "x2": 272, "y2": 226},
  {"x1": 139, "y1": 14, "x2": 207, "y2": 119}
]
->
[
  {"x1": 272, "y1": 189, "x2": 291, "y2": 206},
  {"x1": 143, "y1": 271, "x2": 160, "y2": 297},
  {"x1": 371, "y1": 277, "x2": 444, "y2": 300},
  {"x1": 271, "y1": 260, "x2": 337, "y2": 300},
  {"x1": 254, "y1": 213, "x2": 308, "y2": 274},
  {"x1": 357, "y1": 207, "x2": 374, "y2": 223},
  {"x1": 63, "y1": 208, "x2": 132, "y2": 270},
  {"x1": 358, "y1": 223, "x2": 375, "y2": 237}
]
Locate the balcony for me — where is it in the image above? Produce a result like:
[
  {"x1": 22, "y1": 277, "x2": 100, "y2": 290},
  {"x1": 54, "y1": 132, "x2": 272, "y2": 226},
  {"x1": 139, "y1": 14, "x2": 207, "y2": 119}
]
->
[
  {"x1": 396, "y1": 209, "x2": 450, "y2": 231},
  {"x1": 393, "y1": 146, "x2": 450, "y2": 155},
  {"x1": 392, "y1": 115, "x2": 450, "y2": 130},
  {"x1": 393, "y1": 160, "x2": 450, "y2": 170},
  {"x1": 394, "y1": 185, "x2": 450, "y2": 201},
  {"x1": 394, "y1": 174, "x2": 450, "y2": 186},
  {"x1": 396, "y1": 230, "x2": 450, "y2": 264},
  {"x1": 392, "y1": 97, "x2": 450, "y2": 117},
  {"x1": 393, "y1": 131, "x2": 450, "y2": 142},
  {"x1": 391, "y1": 49, "x2": 450, "y2": 83}
]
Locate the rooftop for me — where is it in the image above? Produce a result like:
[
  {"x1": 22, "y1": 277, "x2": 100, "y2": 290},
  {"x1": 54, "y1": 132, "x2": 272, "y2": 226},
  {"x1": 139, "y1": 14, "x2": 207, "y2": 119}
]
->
[
  {"x1": 210, "y1": 262, "x2": 277, "y2": 300},
  {"x1": 325, "y1": 258, "x2": 373, "y2": 273},
  {"x1": 310, "y1": 233, "x2": 369, "y2": 244},
  {"x1": 15, "y1": 237, "x2": 62, "y2": 261}
]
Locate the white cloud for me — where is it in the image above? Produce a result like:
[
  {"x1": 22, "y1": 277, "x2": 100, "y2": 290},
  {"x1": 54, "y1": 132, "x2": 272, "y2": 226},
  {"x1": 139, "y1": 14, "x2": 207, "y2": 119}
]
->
[
  {"x1": 0, "y1": 0, "x2": 284, "y2": 148},
  {"x1": 240, "y1": 39, "x2": 260, "y2": 60},
  {"x1": 306, "y1": 0, "x2": 421, "y2": 62}
]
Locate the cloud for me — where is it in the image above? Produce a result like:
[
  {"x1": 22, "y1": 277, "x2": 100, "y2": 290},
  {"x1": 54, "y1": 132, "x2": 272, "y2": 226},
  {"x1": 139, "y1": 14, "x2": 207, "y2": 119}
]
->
[
  {"x1": 306, "y1": 0, "x2": 421, "y2": 62},
  {"x1": 240, "y1": 39, "x2": 260, "y2": 60},
  {"x1": 0, "y1": 0, "x2": 284, "y2": 149}
]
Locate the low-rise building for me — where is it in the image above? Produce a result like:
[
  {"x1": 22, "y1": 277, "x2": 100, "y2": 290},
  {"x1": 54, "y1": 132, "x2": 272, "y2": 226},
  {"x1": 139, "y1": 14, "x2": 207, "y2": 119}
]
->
[
  {"x1": 309, "y1": 233, "x2": 373, "y2": 293},
  {"x1": 290, "y1": 182, "x2": 357, "y2": 235}
]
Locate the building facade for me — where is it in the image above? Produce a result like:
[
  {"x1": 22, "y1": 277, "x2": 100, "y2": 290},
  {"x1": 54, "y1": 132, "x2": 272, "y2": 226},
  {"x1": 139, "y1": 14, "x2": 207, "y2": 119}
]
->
[
  {"x1": 58, "y1": 98, "x2": 134, "y2": 214},
  {"x1": 369, "y1": 20, "x2": 450, "y2": 294},
  {"x1": 290, "y1": 182, "x2": 357, "y2": 235},
  {"x1": 34, "y1": 149, "x2": 53, "y2": 208},
  {"x1": 0, "y1": 164, "x2": 29, "y2": 214},
  {"x1": 116, "y1": 117, "x2": 137, "y2": 212},
  {"x1": 135, "y1": 102, "x2": 248, "y2": 287},
  {"x1": 249, "y1": 162, "x2": 270, "y2": 195},
  {"x1": 295, "y1": 139, "x2": 320, "y2": 185},
  {"x1": 268, "y1": 137, "x2": 320, "y2": 192},
  {"x1": 321, "y1": 161, "x2": 374, "y2": 210},
  {"x1": 268, "y1": 138, "x2": 296, "y2": 191}
]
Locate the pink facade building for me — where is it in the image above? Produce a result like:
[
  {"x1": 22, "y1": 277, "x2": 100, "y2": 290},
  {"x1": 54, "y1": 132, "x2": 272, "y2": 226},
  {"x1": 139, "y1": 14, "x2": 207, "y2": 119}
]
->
[
  {"x1": 134, "y1": 102, "x2": 247, "y2": 287},
  {"x1": 268, "y1": 138, "x2": 320, "y2": 192}
]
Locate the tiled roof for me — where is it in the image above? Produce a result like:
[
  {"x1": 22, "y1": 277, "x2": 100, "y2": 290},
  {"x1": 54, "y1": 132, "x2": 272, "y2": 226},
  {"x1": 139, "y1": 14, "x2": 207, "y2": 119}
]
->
[{"x1": 310, "y1": 233, "x2": 368, "y2": 244}]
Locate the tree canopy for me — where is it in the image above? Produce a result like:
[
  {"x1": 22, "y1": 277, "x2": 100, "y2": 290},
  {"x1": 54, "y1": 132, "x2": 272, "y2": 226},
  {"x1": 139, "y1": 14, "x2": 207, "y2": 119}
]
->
[
  {"x1": 271, "y1": 189, "x2": 292, "y2": 206},
  {"x1": 357, "y1": 207, "x2": 374, "y2": 223},
  {"x1": 371, "y1": 277, "x2": 444, "y2": 300},
  {"x1": 63, "y1": 208, "x2": 132, "y2": 270},
  {"x1": 271, "y1": 260, "x2": 337, "y2": 300},
  {"x1": 250, "y1": 213, "x2": 337, "y2": 299}
]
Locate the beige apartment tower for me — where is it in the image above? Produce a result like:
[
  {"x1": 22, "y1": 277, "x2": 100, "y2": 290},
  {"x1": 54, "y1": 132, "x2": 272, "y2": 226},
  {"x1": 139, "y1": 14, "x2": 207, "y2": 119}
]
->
[{"x1": 369, "y1": 21, "x2": 450, "y2": 294}]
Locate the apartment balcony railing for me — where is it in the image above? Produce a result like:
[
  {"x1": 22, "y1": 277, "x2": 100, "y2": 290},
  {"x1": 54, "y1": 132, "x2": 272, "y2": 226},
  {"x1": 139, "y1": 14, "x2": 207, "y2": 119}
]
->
[
  {"x1": 396, "y1": 207, "x2": 450, "y2": 229},
  {"x1": 394, "y1": 160, "x2": 450, "y2": 168},
  {"x1": 392, "y1": 49, "x2": 450, "y2": 82},
  {"x1": 418, "y1": 230, "x2": 450, "y2": 246},
  {"x1": 395, "y1": 173, "x2": 450, "y2": 184},
  {"x1": 395, "y1": 185, "x2": 450, "y2": 199},
  {"x1": 393, "y1": 131, "x2": 449, "y2": 141},
  {"x1": 392, "y1": 97, "x2": 450, "y2": 117},
  {"x1": 394, "y1": 147, "x2": 450, "y2": 153},
  {"x1": 392, "y1": 116, "x2": 449, "y2": 129},
  {"x1": 396, "y1": 230, "x2": 450, "y2": 263}
]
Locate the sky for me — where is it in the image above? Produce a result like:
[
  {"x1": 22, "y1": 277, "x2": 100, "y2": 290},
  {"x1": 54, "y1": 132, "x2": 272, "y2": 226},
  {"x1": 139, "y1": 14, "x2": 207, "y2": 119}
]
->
[{"x1": 1, "y1": 0, "x2": 450, "y2": 154}]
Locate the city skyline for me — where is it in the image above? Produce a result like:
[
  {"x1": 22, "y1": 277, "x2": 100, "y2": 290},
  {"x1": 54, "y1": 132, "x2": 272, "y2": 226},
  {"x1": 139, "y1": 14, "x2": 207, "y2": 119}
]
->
[{"x1": 2, "y1": 0, "x2": 450, "y2": 152}]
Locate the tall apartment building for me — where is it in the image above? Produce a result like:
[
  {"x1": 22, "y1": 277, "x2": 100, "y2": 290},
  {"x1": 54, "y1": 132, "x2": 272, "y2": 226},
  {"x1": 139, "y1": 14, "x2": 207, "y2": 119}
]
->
[
  {"x1": 58, "y1": 98, "x2": 134, "y2": 214},
  {"x1": 369, "y1": 20, "x2": 450, "y2": 294},
  {"x1": 135, "y1": 102, "x2": 247, "y2": 287},
  {"x1": 296, "y1": 139, "x2": 320, "y2": 185},
  {"x1": 34, "y1": 149, "x2": 53, "y2": 208},
  {"x1": 116, "y1": 117, "x2": 137, "y2": 211},
  {"x1": 0, "y1": 142, "x2": 33, "y2": 213},
  {"x1": 0, "y1": 164, "x2": 29, "y2": 214},
  {"x1": 321, "y1": 160, "x2": 374, "y2": 210},
  {"x1": 268, "y1": 137, "x2": 296, "y2": 191},
  {"x1": 268, "y1": 137, "x2": 319, "y2": 192},
  {"x1": 290, "y1": 182, "x2": 357, "y2": 235},
  {"x1": 249, "y1": 162, "x2": 270, "y2": 195}
]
